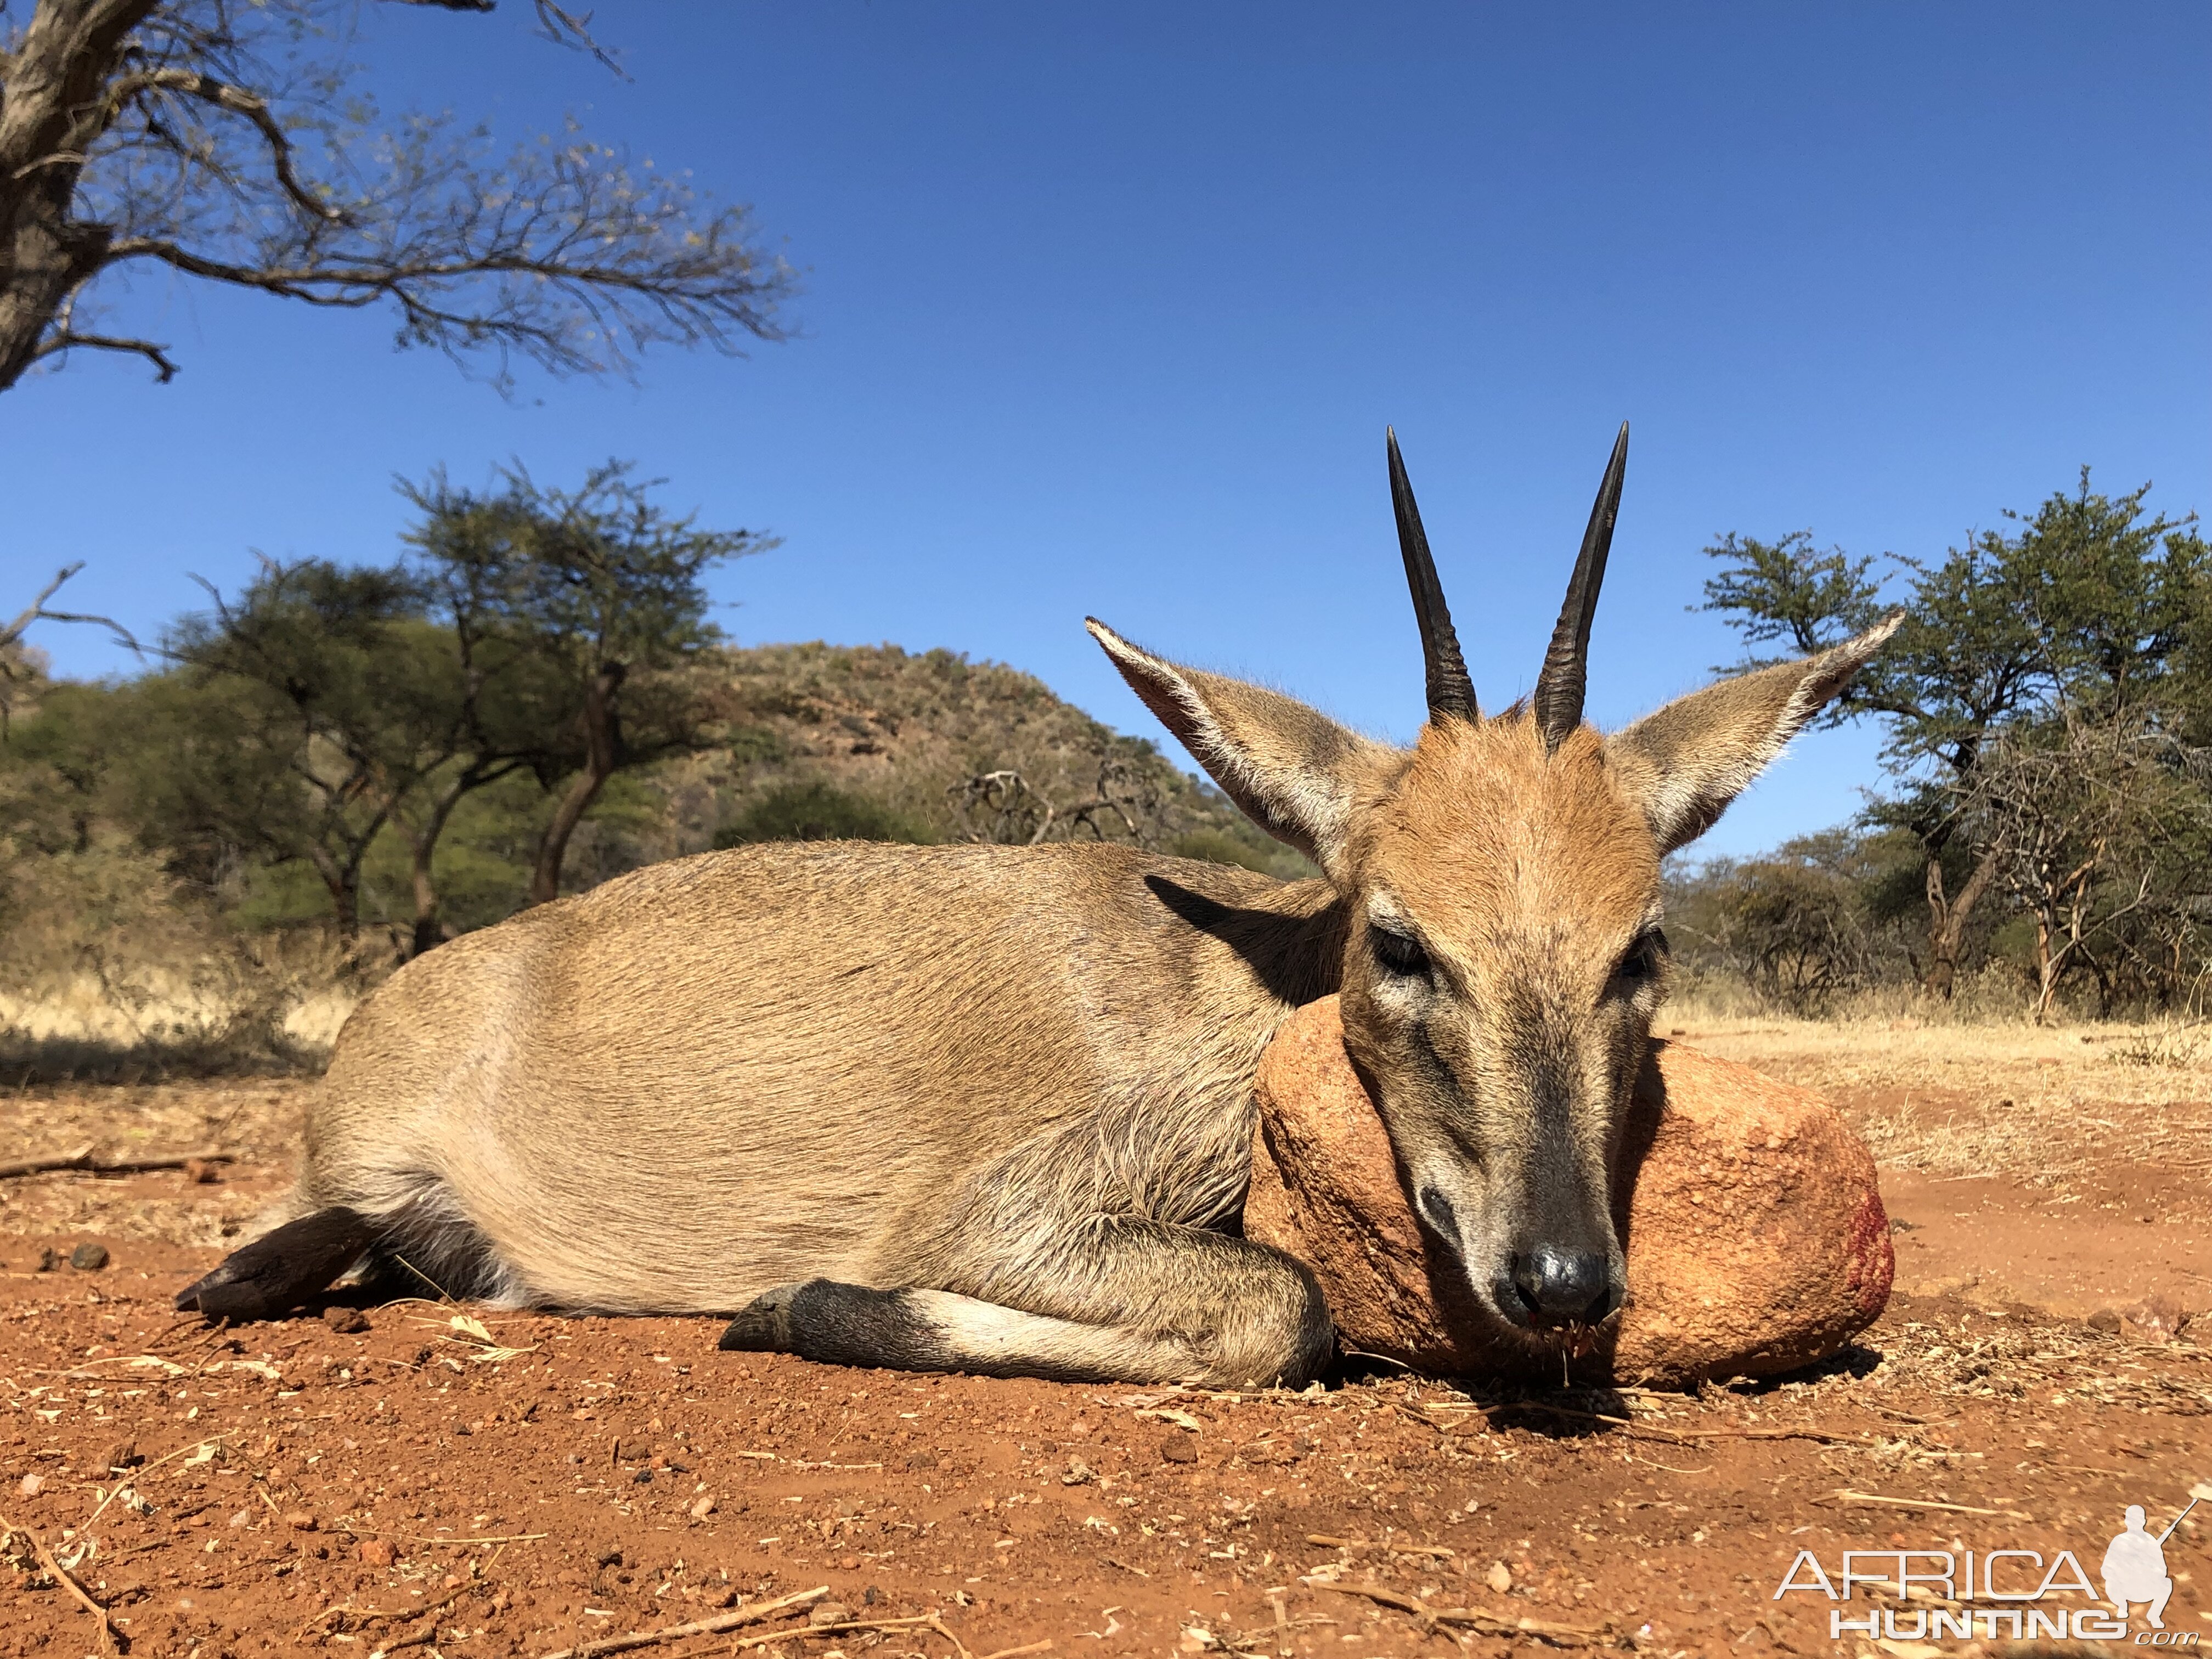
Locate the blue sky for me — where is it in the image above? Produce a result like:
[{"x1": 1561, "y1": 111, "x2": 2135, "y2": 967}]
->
[{"x1": 7, "y1": 2, "x2": 2208, "y2": 858}]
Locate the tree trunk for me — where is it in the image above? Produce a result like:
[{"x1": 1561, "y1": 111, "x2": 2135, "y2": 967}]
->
[
  {"x1": 0, "y1": 0, "x2": 153, "y2": 390},
  {"x1": 307, "y1": 846, "x2": 362, "y2": 943},
  {"x1": 2033, "y1": 911, "x2": 2059, "y2": 1024},
  {"x1": 1920, "y1": 845, "x2": 1999, "y2": 998},
  {"x1": 408, "y1": 836, "x2": 445, "y2": 960},
  {"x1": 527, "y1": 663, "x2": 624, "y2": 907}
]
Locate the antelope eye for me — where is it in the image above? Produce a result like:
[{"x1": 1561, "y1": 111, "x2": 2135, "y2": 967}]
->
[
  {"x1": 1371, "y1": 927, "x2": 1430, "y2": 979},
  {"x1": 1618, "y1": 927, "x2": 1668, "y2": 981}
]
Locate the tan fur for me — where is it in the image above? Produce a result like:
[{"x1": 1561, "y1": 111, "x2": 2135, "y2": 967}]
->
[{"x1": 216, "y1": 606, "x2": 1896, "y2": 1387}]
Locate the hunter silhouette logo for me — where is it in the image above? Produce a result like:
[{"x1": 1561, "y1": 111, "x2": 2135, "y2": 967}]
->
[
  {"x1": 2105, "y1": 1497, "x2": 2195, "y2": 1630},
  {"x1": 1771, "y1": 1483, "x2": 2208, "y2": 1646}
]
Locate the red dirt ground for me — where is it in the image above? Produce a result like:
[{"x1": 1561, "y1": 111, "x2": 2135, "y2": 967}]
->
[{"x1": 3, "y1": 1073, "x2": 2208, "y2": 1659}]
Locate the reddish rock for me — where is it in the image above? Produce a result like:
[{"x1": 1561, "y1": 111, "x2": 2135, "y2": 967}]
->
[
  {"x1": 358, "y1": 1537, "x2": 398, "y2": 1567},
  {"x1": 2121, "y1": 1294, "x2": 2190, "y2": 1342},
  {"x1": 1244, "y1": 996, "x2": 1893, "y2": 1384}
]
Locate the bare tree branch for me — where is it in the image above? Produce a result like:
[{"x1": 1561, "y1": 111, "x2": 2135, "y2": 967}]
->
[
  {"x1": 529, "y1": 0, "x2": 627, "y2": 78},
  {"x1": 1, "y1": 0, "x2": 792, "y2": 394},
  {"x1": 102, "y1": 65, "x2": 348, "y2": 224},
  {"x1": 2, "y1": 562, "x2": 144, "y2": 658},
  {"x1": 29, "y1": 326, "x2": 177, "y2": 379}
]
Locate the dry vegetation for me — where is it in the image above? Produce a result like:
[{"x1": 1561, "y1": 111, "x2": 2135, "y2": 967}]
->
[{"x1": 0, "y1": 641, "x2": 1297, "y2": 1086}]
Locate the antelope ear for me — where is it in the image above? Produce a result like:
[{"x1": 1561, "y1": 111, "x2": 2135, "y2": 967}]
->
[
  {"x1": 1608, "y1": 613, "x2": 1903, "y2": 854},
  {"x1": 1087, "y1": 618, "x2": 1391, "y2": 878}
]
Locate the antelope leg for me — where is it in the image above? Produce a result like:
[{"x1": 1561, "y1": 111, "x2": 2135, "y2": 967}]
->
[
  {"x1": 174, "y1": 1206, "x2": 380, "y2": 1320},
  {"x1": 718, "y1": 1223, "x2": 1333, "y2": 1387}
]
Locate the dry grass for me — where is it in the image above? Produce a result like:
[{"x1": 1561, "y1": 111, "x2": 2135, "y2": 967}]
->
[
  {"x1": 0, "y1": 836, "x2": 365, "y2": 1082},
  {"x1": 1674, "y1": 1002, "x2": 2212, "y2": 1178}
]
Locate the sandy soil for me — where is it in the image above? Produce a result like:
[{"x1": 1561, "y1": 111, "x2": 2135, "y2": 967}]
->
[{"x1": 2, "y1": 1026, "x2": 2208, "y2": 1658}]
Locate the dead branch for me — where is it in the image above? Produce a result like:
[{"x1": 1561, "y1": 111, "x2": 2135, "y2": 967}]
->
[
  {"x1": 0, "y1": 1505, "x2": 121, "y2": 1654},
  {"x1": 730, "y1": 1613, "x2": 994, "y2": 1654},
  {"x1": 1306, "y1": 1533, "x2": 1455, "y2": 1559},
  {"x1": 0, "y1": 1146, "x2": 234, "y2": 1181},
  {"x1": 1302, "y1": 1579, "x2": 1607, "y2": 1646},
  {"x1": 27, "y1": 330, "x2": 179, "y2": 382},
  {"x1": 103, "y1": 67, "x2": 347, "y2": 225},
  {"x1": 1, "y1": 565, "x2": 143, "y2": 659},
  {"x1": 533, "y1": 1583, "x2": 828, "y2": 1659}
]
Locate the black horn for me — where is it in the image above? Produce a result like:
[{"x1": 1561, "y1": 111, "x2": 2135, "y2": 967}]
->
[
  {"x1": 1387, "y1": 428, "x2": 1477, "y2": 723},
  {"x1": 1532, "y1": 422, "x2": 1629, "y2": 752}
]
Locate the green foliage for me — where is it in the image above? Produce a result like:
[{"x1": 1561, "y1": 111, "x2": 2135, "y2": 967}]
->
[
  {"x1": 1702, "y1": 469, "x2": 2212, "y2": 1014},
  {"x1": 715, "y1": 782, "x2": 936, "y2": 848},
  {"x1": 1666, "y1": 830, "x2": 1922, "y2": 1013}
]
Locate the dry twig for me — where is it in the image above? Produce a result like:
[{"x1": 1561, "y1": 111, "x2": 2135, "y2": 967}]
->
[
  {"x1": 0, "y1": 1145, "x2": 235, "y2": 1180},
  {"x1": 1831, "y1": 1489, "x2": 2030, "y2": 1519},
  {"x1": 1306, "y1": 1533, "x2": 1455, "y2": 1559},
  {"x1": 534, "y1": 1583, "x2": 828, "y2": 1659},
  {"x1": 1302, "y1": 1580, "x2": 1607, "y2": 1647},
  {"x1": 0, "y1": 1505, "x2": 121, "y2": 1654}
]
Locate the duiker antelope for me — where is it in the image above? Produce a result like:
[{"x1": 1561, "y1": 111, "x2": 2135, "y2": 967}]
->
[{"x1": 179, "y1": 427, "x2": 1898, "y2": 1387}]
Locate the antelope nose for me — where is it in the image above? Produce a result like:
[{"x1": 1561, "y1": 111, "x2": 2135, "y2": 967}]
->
[{"x1": 1511, "y1": 1246, "x2": 1616, "y2": 1325}]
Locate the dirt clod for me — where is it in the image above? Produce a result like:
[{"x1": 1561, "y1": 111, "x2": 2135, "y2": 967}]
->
[
  {"x1": 1486, "y1": 1561, "x2": 1512, "y2": 1594},
  {"x1": 1160, "y1": 1436, "x2": 1197, "y2": 1464},
  {"x1": 2087, "y1": 1306, "x2": 2124, "y2": 1333},
  {"x1": 323, "y1": 1305, "x2": 370, "y2": 1333},
  {"x1": 358, "y1": 1538, "x2": 397, "y2": 1566},
  {"x1": 811, "y1": 1601, "x2": 854, "y2": 1626},
  {"x1": 284, "y1": 1510, "x2": 317, "y2": 1530},
  {"x1": 2123, "y1": 1292, "x2": 2190, "y2": 1340}
]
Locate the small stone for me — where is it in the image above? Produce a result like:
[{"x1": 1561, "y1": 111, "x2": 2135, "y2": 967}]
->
[
  {"x1": 632, "y1": 1468, "x2": 653, "y2": 1484},
  {"x1": 1486, "y1": 1561, "x2": 1513, "y2": 1595},
  {"x1": 18, "y1": 1472, "x2": 44, "y2": 1498},
  {"x1": 183, "y1": 1159, "x2": 223, "y2": 1184},
  {"x1": 2123, "y1": 1294, "x2": 2190, "y2": 1342},
  {"x1": 595, "y1": 1545, "x2": 623, "y2": 1567},
  {"x1": 1161, "y1": 1436, "x2": 1198, "y2": 1464},
  {"x1": 358, "y1": 1538, "x2": 397, "y2": 1567},
  {"x1": 103, "y1": 1441, "x2": 142, "y2": 1472},
  {"x1": 2087, "y1": 1307, "x2": 2124, "y2": 1334},
  {"x1": 36, "y1": 1246, "x2": 58, "y2": 1272},
  {"x1": 1061, "y1": 1458, "x2": 1096, "y2": 1485},
  {"x1": 283, "y1": 1511, "x2": 317, "y2": 1531},
  {"x1": 228, "y1": 1509, "x2": 252, "y2": 1528},
  {"x1": 69, "y1": 1242, "x2": 109, "y2": 1271},
  {"x1": 691, "y1": 1494, "x2": 716, "y2": 1519},
  {"x1": 839, "y1": 1554, "x2": 861, "y2": 1570},
  {"x1": 612, "y1": 1436, "x2": 648, "y2": 1463},
  {"x1": 323, "y1": 1306, "x2": 370, "y2": 1334},
  {"x1": 810, "y1": 1602, "x2": 853, "y2": 1627}
]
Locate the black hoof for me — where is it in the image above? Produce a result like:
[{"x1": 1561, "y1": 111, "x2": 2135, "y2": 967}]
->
[
  {"x1": 176, "y1": 1207, "x2": 379, "y2": 1320},
  {"x1": 718, "y1": 1282, "x2": 811, "y2": 1352}
]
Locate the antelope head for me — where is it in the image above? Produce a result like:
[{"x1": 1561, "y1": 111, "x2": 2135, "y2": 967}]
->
[{"x1": 1089, "y1": 427, "x2": 1899, "y2": 1346}]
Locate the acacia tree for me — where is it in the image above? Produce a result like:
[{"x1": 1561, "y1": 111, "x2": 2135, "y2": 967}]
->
[
  {"x1": 166, "y1": 557, "x2": 431, "y2": 940},
  {"x1": 1962, "y1": 713, "x2": 2210, "y2": 1020},
  {"x1": 1702, "y1": 472, "x2": 2208, "y2": 996},
  {"x1": 399, "y1": 463, "x2": 768, "y2": 905},
  {"x1": 0, "y1": 0, "x2": 791, "y2": 393}
]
